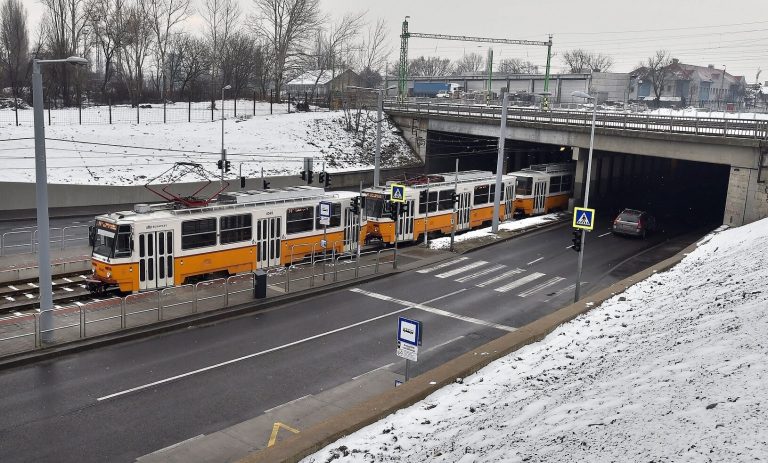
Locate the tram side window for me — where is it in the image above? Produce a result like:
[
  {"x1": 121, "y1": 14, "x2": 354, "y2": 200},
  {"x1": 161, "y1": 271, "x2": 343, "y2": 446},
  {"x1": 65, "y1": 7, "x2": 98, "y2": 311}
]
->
[
  {"x1": 549, "y1": 175, "x2": 562, "y2": 194},
  {"x1": 315, "y1": 203, "x2": 341, "y2": 228},
  {"x1": 473, "y1": 185, "x2": 490, "y2": 205},
  {"x1": 489, "y1": 183, "x2": 504, "y2": 202},
  {"x1": 418, "y1": 190, "x2": 438, "y2": 213},
  {"x1": 561, "y1": 174, "x2": 572, "y2": 192},
  {"x1": 438, "y1": 189, "x2": 455, "y2": 211},
  {"x1": 181, "y1": 218, "x2": 217, "y2": 250},
  {"x1": 286, "y1": 207, "x2": 314, "y2": 234},
  {"x1": 220, "y1": 214, "x2": 253, "y2": 244},
  {"x1": 516, "y1": 176, "x2": 533, "y2": 196},
  {"x1": 115, "y1": 225, "x2": 132, "y2": 257}
]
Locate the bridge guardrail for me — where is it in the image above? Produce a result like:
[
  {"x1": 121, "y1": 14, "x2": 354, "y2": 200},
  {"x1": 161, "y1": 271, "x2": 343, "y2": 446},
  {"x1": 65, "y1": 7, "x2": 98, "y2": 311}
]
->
[{"x1": 383, "y1": 102, "x2": 768, "y2": 140}]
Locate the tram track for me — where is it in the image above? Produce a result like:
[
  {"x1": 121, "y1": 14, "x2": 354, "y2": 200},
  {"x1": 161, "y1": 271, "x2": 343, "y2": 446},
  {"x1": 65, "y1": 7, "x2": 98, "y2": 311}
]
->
[{"x1": 0, "y1": 271, "x2": 103, "y2": 314}]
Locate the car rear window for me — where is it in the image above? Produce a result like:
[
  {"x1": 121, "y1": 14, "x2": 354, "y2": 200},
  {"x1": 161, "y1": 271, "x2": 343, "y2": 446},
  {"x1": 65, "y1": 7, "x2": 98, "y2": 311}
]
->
[{"x1": 618, "y1": 212, "x2": 640, "y2": 222}]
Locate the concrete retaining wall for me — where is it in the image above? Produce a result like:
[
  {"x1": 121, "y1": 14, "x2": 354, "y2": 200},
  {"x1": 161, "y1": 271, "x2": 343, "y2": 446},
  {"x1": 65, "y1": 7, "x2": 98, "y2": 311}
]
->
[{"x1": 0, "y1": 165, "x2": 424, "y2": 219}]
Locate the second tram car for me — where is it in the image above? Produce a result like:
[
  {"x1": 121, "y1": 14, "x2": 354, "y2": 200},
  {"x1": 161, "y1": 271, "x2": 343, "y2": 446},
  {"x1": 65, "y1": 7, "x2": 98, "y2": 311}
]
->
[
  {"x1": 87, "y1": 186, "x2": 364, "y2": 293},
  {"x1": 363, "y1": 170, "x2": 517, "y2": 245},
  {"x1": 509, "y1": 163, "x2": 574, "y2": 216}
]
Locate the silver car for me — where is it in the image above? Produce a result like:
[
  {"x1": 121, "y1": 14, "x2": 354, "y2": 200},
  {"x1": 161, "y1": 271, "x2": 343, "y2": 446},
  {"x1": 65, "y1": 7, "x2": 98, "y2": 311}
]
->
[{"x1": 612, "y1": 209, "x2": 656, "y2": 238}]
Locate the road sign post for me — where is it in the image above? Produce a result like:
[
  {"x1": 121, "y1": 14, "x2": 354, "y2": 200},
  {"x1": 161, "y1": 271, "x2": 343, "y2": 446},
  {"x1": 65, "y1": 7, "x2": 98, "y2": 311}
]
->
[
  {"x1": 319, "y1": 201, "x2": 331, "y2": 280},
  {"x1": 572, "y1": 206, "x2": 595, "y2": 302},
  {"x1": 396, "y1": 316, "x2": 422, "y2": 382},
  {"x1": 390, "y1": 183, "x2": 406, "y2": 270}
]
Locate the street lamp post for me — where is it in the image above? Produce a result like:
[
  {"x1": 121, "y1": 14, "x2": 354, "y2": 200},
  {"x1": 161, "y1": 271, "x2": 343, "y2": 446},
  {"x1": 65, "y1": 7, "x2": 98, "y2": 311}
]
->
[
  {"x1": 571, "y1": 91, "x2": 597, "y2": 303},
  {"x1": 33, "y1": 56, "x2": 88, "y2": 343},
  {"x1": 348, "y1": 85, "x2": 397, "y2": 187},
  {"x1": 720, "y1": 65, "x2": 727, "y2": 110},
  {"x1": 221, "y1": 84, "x2": 231, "y2": 187}
]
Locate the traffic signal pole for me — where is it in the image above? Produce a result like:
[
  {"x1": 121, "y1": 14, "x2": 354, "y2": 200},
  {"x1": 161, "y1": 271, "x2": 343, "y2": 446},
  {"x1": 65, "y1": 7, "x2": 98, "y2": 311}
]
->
[{"x1": 449, "y1": 158, "x2": 458, "y2": 252}]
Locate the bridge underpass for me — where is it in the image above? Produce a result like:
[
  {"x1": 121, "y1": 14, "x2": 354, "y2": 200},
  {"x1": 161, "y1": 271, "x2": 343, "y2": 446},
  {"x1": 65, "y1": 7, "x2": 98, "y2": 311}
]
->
[{"x1": 421, "y1": 130, "x2": 733, "y2": 230}]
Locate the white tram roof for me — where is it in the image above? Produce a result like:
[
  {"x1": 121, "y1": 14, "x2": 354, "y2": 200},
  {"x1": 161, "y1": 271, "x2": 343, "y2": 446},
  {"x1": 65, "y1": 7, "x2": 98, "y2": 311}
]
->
[
  {"x1": 513, "y1": 163, "x2": 574, "y2": 176},
  {"x1": 97, "y1": 186, "x2": 356, "y2": 223},
  {"x1": 364, "y1": 170, "x2": 514, "y2": 194}
]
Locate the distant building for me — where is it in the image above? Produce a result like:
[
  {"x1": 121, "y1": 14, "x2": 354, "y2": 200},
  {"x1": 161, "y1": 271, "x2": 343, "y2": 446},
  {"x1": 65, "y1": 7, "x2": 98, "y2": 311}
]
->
[
  {"x1": 631, "y1": 59, "x2": 747, "y2": 108},
  {"x1": 284, "y1": 69, "x2": 360, "y2": 98}
]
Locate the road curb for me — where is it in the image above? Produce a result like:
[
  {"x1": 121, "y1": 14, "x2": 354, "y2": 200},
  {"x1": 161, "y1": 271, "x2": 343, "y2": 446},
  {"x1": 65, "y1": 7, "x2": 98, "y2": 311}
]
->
[
  {"x1": 0, "y1": 217, "x2": 568, "y2": 370},
  {"x1": 237, "y1": 241, "x2": 699, "y2": 463}
]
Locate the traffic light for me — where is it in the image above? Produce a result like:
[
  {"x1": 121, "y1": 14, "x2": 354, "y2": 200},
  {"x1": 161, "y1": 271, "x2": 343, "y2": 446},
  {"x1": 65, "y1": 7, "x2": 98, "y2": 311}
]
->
[
  {"x1": 399, "y1": 202, "x2": 409, "y2": 214},
  {"x1": 217, "y1": 159, "x2": 223, "y2": 170},
  {"x1": 451, "y1": 192, "x2": 459, "y2": 205},
  {"x1": 324, "y1": 173, "x2": 331, "y2": 188},
  {"x1": 300, "y1": 170, "x2": 306, "y2": 181},
  {"x1": 318, "y1": 172, "x2": 325, "y2": 184},
  {"x1": 240, "y1": 176, "x2": 246, "y2": 188},
  {"x1": 308, "y1": 170, "x2": 314, "y2": 184},
  {"x1": 262, "y1": 179, "x2": 270, "y2": 189},
  {"x1": 351, "y1": 196, "x2": 360, "y2": 215},
  {"x1": 571, "y1": 229, "x2": 583, "y2": 252},
  {"x1": 224, "y1": 160, "x2": 231, "y2": 173}
]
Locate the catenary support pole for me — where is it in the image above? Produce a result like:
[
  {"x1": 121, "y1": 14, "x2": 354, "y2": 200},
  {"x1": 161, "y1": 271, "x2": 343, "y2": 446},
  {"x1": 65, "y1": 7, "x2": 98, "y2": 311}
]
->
[
  {"x1": 574, "y1": 96, "x2": 597, "y2": 302},
  {"x1": 492, "y1": 92, "x2": 509, "y2": 233}
]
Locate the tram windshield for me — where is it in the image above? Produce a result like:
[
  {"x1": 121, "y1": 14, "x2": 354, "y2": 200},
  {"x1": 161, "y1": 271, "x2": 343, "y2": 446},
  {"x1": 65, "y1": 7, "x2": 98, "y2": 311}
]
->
[
  {"x1": 365, "y1": 196, "x2": 392, "y2": 219},
  {"x1": 515, "y1": 176, "x2": 533, "y2": 196},
  {"x1": 92, "y1": 220, "x2": 131, "y2": 258}
]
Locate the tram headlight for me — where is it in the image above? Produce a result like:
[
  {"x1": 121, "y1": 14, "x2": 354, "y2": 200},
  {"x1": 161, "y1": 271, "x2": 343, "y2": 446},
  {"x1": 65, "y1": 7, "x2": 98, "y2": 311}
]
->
[{"x1": 106, "y1": 271, "x2": 112, "y2": 279}]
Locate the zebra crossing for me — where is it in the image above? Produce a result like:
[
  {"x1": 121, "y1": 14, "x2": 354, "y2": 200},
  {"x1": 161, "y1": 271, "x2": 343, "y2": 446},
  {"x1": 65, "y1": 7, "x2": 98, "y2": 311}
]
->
[{"x1": 418, "y1": 257, "x2": 575, "y2": 299}]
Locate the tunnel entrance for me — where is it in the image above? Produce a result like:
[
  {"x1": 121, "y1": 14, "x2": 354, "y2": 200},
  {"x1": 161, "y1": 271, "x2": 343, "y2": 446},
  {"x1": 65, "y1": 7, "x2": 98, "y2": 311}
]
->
[
  {"x1": 585, "y1": 153, "x2": 731, "y2": 229},
  {"x1": 425, "y1": 131, "x2": 572, "y2": 174}
]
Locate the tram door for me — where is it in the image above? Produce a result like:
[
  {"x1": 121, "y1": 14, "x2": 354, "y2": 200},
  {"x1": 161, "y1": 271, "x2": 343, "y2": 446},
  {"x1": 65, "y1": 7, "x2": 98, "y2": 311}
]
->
[
  {"x1": 138, "y1": 231, "x2": 174, "y2": 291},
  {"x1": 256, "y1": 217, "x2": 281, "y2": 268},
  {"x1": 343, "y1": 208, "x2": 360, "y2": 253},
  {"x1": 504, "y1": 184, "x2": 515, "y2": 220},
  {"x1": 533, "y1": 180, "x2": 547, "y2": 214},
  {"x1": 457, "y1": 192, "x2": 471, "y2": 231},
  {"x1": 396, "y1": 200, "x2": 415, "y2": 242}
]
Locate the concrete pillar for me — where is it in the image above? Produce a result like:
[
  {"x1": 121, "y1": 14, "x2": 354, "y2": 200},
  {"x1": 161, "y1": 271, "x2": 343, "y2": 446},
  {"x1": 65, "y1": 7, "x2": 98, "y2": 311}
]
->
[
  {"x1": 611, "y1": 154, "x2": 624, "y2": 196},
  {"x1": 571, "y1": 146, "x2": 598, "y2": 209},
  {"x1": 724, "y1": 166, "x2": 768, "y2": 226},
  {"x1": 599, "y1": 155, "x2": 612, "y2": 197}
]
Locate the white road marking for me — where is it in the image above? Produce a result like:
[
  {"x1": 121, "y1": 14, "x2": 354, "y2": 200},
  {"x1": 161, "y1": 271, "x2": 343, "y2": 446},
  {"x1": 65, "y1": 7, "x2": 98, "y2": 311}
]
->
[
  {"x1": 352, "y1": 363, "x2": 396, "y2": 380},
  {"x1": 4, "y1": 296, "x2": 13, "y2": 302},
  {"x1": 75, "y1": 301, "x2": 85, "y2": 306},
  {"x1": 475, "y1": 268, "x2": 524, "y2": 287},
  {"x1": 98, "y1": 291, "x2": 456, "y2": 402},
  {"x1": 263, "y1": 394, "x2": 312, "y2": 413},
  {"x1": 351, "y1": 288, "x2": 516, "y2": 332},
  {"x1": 598, "y1": 232, "x2": 612, "y2": 238},
  {"x1": 426, "y1": 335, "x2": 464, "y2": 352},
  {"x1": 517, "y1": 277, "x2": 565, "y2": 297},
  {"x1": 140, "y1": 434, "x2": 206, "y2": 457},
  {"x1": 454, "y1": 264, "x2": 506, "y2": 283},
  {"x1": 78, "y1": 284, "x2": 86, "y2": 288},
  {"x1": 435, "y1": 261, "x2": 487, "y2": 279},
  {"x1": 494, "y1": 272, "x2": 545, "y2": 293},
  {"x1": 79, "y1": 275, "x2": 88, "y2": 279},
  {"x1": 13, "y1": 312, "x2": 22, "y2": 316},
  {"x1": 24, "y1": 294, "x2": 34, "y2": 299},
  {"x1": 416, "y1": 257, "x2": 469, "y2": 274},
  {"x1": 267, "y1": 284, "x2": 285, "y2": 293},
  {"x1": 542, "y1": 282, "x2": 589, "y2": 302},
  {"x1": 526, "y1": 257, "x2": 543, "y2": 266},
  {"x1": 63, "y1": 278, "x2": 73, "y2": 283},
  {"x1": 27, "y1": 282, "x2": 38, "y2": 288},
  {"x1": 565, "y1": 245, "x2": 574, "y2": 249},
  {"x1": 62, "y1": 287, "x2": 74, "y2": 292},
  {"x1": 8, "y1": 285, "x2": 18, "y2": 291}
]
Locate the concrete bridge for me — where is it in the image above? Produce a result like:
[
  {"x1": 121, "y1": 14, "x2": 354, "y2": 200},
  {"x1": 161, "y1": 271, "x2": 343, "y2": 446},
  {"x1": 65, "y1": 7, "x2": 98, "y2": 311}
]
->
[{"x1": 385, "y1": 102, "x2": 768, "y2": 226}]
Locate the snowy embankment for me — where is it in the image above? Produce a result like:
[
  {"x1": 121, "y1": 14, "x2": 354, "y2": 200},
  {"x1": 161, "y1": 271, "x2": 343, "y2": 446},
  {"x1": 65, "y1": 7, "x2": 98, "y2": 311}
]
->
[
  {"x1": 304, "y1": 218, "x2": 768, "y2": 462},
  {"x1": 0, "y1": 106, "x2": 416, "y2": 185}
]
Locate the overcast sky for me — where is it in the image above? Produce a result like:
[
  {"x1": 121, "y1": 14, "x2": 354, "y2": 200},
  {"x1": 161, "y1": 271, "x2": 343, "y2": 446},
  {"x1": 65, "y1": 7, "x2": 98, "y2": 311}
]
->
[{"x1": 24, "y1": 0, "x2": 768, "y2": 83}]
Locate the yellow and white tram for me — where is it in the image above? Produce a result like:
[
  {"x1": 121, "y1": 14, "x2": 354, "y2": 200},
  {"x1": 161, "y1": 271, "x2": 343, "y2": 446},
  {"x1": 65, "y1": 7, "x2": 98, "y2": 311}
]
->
[
  {"x1": 508, "y1": 163, "x2": 575, "y2": 216},
  {"x1": 88, "y1": 186, "x2": 364, "y2": 293},
  {"x1": 363, "y1": 170, "x2": 517, "y2": 245}
]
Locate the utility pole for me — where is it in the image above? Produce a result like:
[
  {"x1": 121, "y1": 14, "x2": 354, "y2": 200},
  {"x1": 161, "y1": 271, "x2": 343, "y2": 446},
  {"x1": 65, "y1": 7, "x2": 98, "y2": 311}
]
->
[
  {"x1": 492, "y1": 92, "x2": 509, "y2": 232},
  {"x1": 424, "y1": 176, "x2": 430, "y2": 246},
  {"x1": 375, "y1": 88, "x2": 383, "y2": 186},
  {"x1": 221, "y1": 84, "x2": 231, "y2": 188},
  {"x1": 449, "y1": 158, "x2": 458, "y2": 251}
]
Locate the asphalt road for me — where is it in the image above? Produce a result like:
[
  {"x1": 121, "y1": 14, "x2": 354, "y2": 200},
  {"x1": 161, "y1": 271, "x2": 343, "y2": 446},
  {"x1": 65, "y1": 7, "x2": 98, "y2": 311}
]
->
[{"x1": 0, "y1": 218, "x2": 709, "y2": 462}]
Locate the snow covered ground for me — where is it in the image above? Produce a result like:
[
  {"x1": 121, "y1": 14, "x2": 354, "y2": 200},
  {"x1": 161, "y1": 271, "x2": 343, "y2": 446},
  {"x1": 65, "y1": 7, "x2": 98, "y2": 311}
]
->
[
  {"x1": 428, "y1": 214, "x2": 561, "y2": 250},
  {"x1": 303, "y1": 218, "x2": 768, "y2": 462},
  {"x1": 0, "y1": 104, "x2": 417, "y2": 185}
]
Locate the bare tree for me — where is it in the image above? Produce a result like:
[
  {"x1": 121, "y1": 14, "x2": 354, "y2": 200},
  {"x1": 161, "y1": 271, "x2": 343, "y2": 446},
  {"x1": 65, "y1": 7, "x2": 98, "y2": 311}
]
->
[
  {"x1": 250, "y1": 0, "x2": 321, "y2": 98},
  {"x1": 454, "y1": 52, "x2": 484, "y2": 74},
  {"x1": 142, "y1": 0, "x2": 193, "y2": 101},
  {"x1": 115, "y1": 0, "x2": 154, "y2": 105},
  {"x1": 497, "y1": 58, "x2": 538, "y2": 74},
  {"x1": 408, "y1": 56, "x2": 453, "y2": 77},
  {"x1": 201, "y1": 0, "x2": 239, "y2": 103},
  {"x1": 221, "y1": 32, "x2": 264, "y2": 101},
  {"x1": 304, "y1": 11, "x2": 364, "y2": 99},
  {"x1": 357, "y1": 18, "x2": 389, "y2": 75},
  {"x1": 172, "y1": 34, "x2": 209, "y2": 98},
  {"x1": 640, "y1": 49, "x2": 672, "y2": 105},
  {"x1": 40, "y1": 0, "x2": 90, "y2": 105},
  {"x1": 0, "y1": 0, "x2": 30, "y2": 100},
  {"x1": 562, "y1": 49, "x2": 613, "y2": 73},
  {"x1": 85, "y1": 0, "x2": 125, "y2": 100}
]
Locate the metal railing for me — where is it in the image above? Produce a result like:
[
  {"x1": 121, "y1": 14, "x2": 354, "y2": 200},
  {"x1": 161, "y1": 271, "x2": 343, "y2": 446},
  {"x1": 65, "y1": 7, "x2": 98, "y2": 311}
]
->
[
  {"x1": 383, "y1": 101, "x2": 768, "y2": 140},
  {"x1": 0, "y1": 246, "x2": 401, "y2": 356},
  {"x1": 1, "y1": 225, "x2": 90, "y2": 257}
]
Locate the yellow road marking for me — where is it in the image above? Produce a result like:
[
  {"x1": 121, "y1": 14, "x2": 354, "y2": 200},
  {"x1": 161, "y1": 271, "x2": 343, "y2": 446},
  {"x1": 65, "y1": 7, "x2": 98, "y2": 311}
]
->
[{"x1": 267, "y1": 422, "x2": 300, "y2": 447}]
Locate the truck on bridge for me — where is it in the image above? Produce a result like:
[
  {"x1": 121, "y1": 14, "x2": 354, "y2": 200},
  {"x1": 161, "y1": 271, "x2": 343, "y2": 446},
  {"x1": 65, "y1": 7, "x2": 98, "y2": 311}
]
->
[{"x1": 413, "y1": 82, "x2": 462, "y2": 98}]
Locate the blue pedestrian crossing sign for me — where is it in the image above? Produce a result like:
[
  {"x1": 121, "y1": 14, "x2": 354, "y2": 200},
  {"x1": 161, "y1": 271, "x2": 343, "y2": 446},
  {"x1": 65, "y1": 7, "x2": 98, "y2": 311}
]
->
[
  {"x1": 573, "y1": 207, "x2": 596, "y2": 231},
  {"x1": 390, "y1": 183, "x2": 406, "y2": 203}
]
